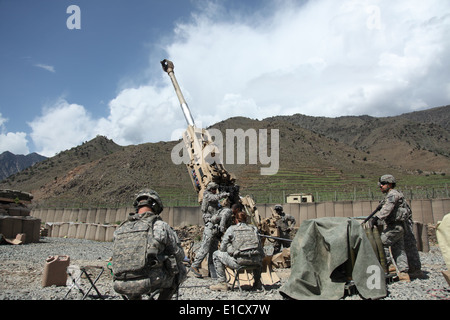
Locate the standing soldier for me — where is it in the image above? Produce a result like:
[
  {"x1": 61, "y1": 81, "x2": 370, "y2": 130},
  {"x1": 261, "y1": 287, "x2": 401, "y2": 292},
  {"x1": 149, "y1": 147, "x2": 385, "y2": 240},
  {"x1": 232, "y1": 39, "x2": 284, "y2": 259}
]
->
[
  {"x1": 369, "y1": 175, "x2": 422, "y2": 281},
  {"x1": 112, "y1": 189, "x2": 187, "y2": 300},
  {"x1": 190, "y1": 182, "x2": 232, "y2": 278},
  {"x1": 273, "y1": 204, "x2": 296, "y2": 254}
]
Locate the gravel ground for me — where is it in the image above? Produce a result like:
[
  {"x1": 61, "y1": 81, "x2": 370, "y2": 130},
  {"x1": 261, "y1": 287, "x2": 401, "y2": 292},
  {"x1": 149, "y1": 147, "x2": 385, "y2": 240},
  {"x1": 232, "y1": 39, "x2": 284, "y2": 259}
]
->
[{"x1": 0, "y1": 237, "x2": 449, "y2": 301}]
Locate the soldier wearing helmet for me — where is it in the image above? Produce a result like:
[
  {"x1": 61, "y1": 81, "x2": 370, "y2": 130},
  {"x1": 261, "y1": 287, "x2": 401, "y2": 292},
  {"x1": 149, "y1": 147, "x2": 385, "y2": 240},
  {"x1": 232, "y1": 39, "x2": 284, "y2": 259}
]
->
[
  {"x1": 190, "y1": 182, "x2": 232, "y2": 278},
  {"x1": 369, "y1": 175, "x2": 422, "y2": 281},
  {"x1": 133, "y1": 188, "x2": 164, "y2": 215},
  {"x1": 210, "y1": 208, "x2": 264, "y2": 291},
  {"x1": 273, "y1": 204, "x2": 296, "y2": 254},
  {"x1": 112, "y1": 189, "x2": 187, "y2": 299}
]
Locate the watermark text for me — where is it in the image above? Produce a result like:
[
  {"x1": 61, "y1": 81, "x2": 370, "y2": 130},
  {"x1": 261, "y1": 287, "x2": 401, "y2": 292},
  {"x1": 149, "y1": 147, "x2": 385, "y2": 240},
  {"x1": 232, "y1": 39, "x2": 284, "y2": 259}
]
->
[
  {"x1": 66, "y1": 5, "x2": 81, "y2": 30},
  {"x1": 171, "y1": 127, "x2": 279, "y2": 175}
]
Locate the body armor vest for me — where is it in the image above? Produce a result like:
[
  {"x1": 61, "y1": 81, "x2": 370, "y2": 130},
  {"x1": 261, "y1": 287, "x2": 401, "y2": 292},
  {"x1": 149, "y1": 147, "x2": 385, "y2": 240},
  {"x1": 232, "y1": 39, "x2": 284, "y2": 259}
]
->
[{"x1": 112, "y1": 213, "x2": 161, "y2": 280}]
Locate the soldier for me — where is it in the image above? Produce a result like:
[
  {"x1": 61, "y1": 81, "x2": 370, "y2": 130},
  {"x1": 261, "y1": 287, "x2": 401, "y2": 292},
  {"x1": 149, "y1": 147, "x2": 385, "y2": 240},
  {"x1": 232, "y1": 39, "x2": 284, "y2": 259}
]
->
[
  {"x1": 210, "y1": 209, "x2": 264, "y2": 291},
  {"x1": 273, "y1": 204, "x2": 296, "y2": 254},
  {"x1": 112, "y1": 189, "x2": 187, "y2": 300},
  {"x1": 190, "y1": 182, "x2": 232, "y2": 278},
  {"x1": 369, "y1": 175, "x2": 422, "y2": 281}
]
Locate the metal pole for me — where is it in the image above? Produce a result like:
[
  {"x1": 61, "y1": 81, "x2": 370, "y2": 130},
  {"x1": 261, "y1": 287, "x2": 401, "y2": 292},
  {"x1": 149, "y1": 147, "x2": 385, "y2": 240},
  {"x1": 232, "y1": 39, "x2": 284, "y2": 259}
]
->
[{"x1": 258, "y1": 233, "x2": 293, "y2": 242}]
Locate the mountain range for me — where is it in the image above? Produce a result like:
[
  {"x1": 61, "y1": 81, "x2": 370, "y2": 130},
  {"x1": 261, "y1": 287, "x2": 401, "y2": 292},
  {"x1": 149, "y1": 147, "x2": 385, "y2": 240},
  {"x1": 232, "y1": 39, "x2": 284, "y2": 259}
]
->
[
  {"x1": 0, "y1": 151, "x2": 47, "y2": 181},
  {"x1": 0, "y1": 105, "x2": 449, "y2": 208}
]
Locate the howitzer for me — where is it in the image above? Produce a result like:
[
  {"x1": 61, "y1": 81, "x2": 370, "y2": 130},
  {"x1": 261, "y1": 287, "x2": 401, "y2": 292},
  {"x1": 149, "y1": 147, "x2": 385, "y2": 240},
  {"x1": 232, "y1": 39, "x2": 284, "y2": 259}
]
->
[
  {"x1": 161, "y1": 59, "x2": 261, "y2": 224},
  {"x1": 161, "y1": 59, "x2": 238, "y2": 204},
  {"x1": 162, "y1": 61, "x2": 279, "y2": 283}
]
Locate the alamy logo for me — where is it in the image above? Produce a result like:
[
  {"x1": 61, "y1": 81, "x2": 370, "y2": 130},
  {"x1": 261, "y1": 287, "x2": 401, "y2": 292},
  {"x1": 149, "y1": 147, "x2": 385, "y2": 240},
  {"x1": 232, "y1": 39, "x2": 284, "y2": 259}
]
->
[
  {"x1": 171, "y1": 127, "x2": 279, "y2": 176},
  {"x1": 66, "y1": 5, "x2": 81, "y2": 30},
  {"x1": 366, "y1": 265, "x2": 381, "y2": 290}
]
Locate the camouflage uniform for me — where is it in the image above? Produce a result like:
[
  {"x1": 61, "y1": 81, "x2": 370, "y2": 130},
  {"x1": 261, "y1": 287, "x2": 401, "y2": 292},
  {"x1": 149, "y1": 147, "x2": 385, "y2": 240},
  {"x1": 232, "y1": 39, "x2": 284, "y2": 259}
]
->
[
  {"x1": 112, "y1": 190, "x2": 187, "y2": 300},
  {"x1": 273, "y1": 205, "x2": 296, "y2": 254},
  {"x1": 374, "y1": 179, "x2": 421, "y2": 274},
  {"x1": 190, "y1": 184, "x2": 232, "y2": 278},
  {"x1": 212, "y1": 222, "x2": 264, "y2": 286}
]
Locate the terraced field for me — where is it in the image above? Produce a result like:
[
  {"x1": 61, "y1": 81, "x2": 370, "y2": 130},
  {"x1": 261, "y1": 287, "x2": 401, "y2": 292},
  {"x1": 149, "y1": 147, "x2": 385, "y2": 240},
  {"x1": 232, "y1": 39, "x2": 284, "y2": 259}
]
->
[{"x1": 158, "y1": 166, "x2": 450, "y2": 207}]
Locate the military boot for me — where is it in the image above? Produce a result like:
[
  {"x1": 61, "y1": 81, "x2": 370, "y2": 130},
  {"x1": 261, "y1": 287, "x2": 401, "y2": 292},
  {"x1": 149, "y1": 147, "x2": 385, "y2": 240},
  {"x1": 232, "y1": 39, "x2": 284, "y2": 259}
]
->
[
  {"x1": 190, "y1": 266, "x2": 203, "y2": 278},
  {"x1": 210, "y1": 282, "x2": 229, "y2": 291},
  {"x1": 409, "y1": 269, "x2": 426, "y2": 279},
  {"x1": 397, "y1": 272, "x2": 410, "y2": 282},
  {"x1": 252, "y1": 280, "x2": 263, "y2": 291}
]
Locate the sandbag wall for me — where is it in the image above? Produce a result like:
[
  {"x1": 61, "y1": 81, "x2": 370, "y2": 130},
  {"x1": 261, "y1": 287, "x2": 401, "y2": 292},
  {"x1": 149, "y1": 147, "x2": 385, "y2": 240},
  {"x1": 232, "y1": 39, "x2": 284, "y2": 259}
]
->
[
  {"x1": 32, "y1": 207, "x2": 135, "y2": 242},
  {"x1": 34, "y1": 207, "x2": 134, "y2": 225},
  {"x1": 32, "y1": 206, "x2": 202, "y2": 242},
  {"x1": 0, "y1": 203, "x2": 41, "y2": 243},
  {"x1": 31, "y1": 198, "x2": 450, "y2": 244},
  {"x1": 44, "y1": 222, "x2": 118, "y2": 242}
]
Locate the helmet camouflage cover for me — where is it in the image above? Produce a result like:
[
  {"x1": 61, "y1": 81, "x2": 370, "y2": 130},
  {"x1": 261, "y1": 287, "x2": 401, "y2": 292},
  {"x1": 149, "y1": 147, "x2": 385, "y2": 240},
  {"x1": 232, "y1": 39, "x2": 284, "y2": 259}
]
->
[
  {"x1": 274, "y1": 204, "x2": 283, "y2": 211},
  {"x1": 206, "y1": 182, "x2": 218, "y2": 191},
  {"x1": 379, "y1": 174, "x2": 396, "y2": 186},
  {"x1": 133, "y1": 189, "x2": 164, "y2": 214}
]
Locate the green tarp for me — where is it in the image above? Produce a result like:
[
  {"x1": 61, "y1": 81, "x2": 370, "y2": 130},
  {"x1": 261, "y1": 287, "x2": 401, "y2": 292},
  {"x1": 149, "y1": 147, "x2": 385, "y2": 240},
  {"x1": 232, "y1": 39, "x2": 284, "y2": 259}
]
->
[{"x1": 280, "y1": 217, "x2": 387, "y2": 300}]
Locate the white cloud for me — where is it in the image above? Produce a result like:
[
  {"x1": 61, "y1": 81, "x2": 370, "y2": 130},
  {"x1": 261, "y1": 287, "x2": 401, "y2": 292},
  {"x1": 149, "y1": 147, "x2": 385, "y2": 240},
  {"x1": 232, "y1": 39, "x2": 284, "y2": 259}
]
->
[
  {"x1": 95, "y1": 85, "x2": 187, "y2": 145},
  {"x1": 162, "y1": 0, "x2": 450, "y2": 119},
  {"x1": 0, "y1": 113, "x2": 29, "y2": 155},
  {"x1": 0, "y1": 132, "x2": 29, "y2": 155},
  {"x1": 28, "y1": 99, "x2": 96, "y2": 156},
  {"x1": 27, "y1": 88, "x2": 188, "y2": 156},
  {"x1": 34, "y1": 64, "x2": 55, "y2": 73},
  {"x1": 24, "y1": 0, "x2": 450, "y2": 155}
]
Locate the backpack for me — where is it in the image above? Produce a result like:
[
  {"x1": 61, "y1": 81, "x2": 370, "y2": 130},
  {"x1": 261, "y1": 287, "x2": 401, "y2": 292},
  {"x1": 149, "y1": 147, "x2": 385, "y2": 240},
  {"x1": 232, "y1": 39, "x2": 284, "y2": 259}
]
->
[
  {"x1": 112, "y1": 213, "x2": 161, "y2": 281},
  {"x1": 232, "y1": 224, "x2": 261, "y2": 265}
]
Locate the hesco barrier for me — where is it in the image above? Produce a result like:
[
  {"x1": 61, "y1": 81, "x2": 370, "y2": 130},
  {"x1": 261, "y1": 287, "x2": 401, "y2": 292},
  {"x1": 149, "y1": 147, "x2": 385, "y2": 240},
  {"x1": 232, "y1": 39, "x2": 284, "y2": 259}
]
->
[
  {"x1": 0, "y1": 200, "x2": 41, "y2": 244},
  {"x1": 31, "y1": 199, "x2": 450, "y2": 244}
]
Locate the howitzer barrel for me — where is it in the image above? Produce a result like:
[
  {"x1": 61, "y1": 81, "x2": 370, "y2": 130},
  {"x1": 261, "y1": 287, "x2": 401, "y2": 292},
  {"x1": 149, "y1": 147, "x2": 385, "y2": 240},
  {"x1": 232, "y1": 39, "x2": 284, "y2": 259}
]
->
[{"x1": 161, "y1": 59, "x2": 195, "y2": 127}]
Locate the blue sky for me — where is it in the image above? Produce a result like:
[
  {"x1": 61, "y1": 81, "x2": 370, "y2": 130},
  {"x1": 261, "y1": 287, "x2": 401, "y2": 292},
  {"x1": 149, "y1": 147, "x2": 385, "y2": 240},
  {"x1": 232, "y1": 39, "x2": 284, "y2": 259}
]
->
[{"x1": 1, "y1": 0, "x2": 449, "y2": 157}]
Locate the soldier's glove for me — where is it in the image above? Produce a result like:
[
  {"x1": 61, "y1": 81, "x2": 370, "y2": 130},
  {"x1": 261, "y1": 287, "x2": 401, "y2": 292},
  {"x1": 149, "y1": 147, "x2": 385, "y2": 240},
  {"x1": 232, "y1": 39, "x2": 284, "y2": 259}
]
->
[{"x1": 368, "y1": 216, "x2": 379, "y2": 229}]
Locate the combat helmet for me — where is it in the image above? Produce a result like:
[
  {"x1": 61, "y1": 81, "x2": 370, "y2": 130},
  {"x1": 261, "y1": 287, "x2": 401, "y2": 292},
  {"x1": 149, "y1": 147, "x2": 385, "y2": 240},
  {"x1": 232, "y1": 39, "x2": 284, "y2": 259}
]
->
[
  {"x1": 274, "y1": 204, "x2": 283, "y2": 212},
  {"x1": 133, "y1": 188, "x2": 164, "y2": 214},
  {"x1": 378, "y1": 174, "x2": 396, "y2": 187},
  {"x1": 206, "y1": 182, "x2": 218, "y2": 191}
]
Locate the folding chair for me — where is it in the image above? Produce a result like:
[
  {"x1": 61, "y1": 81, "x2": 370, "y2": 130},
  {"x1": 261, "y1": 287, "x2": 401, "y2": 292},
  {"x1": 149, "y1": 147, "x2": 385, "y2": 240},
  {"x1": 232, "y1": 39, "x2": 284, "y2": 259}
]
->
[
  {"x1": 229, "y1": 265, "x2": 262, "y2": 292},
  {"x1": 64, "y1": 265, "x2": 104, "y2": 300}
]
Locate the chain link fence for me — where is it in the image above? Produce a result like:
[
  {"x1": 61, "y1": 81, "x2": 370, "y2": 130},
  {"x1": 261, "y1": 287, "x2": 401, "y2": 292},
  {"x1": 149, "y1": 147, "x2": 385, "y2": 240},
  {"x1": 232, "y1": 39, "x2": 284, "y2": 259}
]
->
[{"x1": 32, "y1": 184, "x2": 449, "y2": 209}]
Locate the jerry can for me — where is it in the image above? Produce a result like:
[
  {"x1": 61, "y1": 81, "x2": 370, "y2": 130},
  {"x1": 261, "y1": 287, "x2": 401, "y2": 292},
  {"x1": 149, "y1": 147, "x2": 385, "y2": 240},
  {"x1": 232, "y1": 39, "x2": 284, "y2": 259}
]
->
[{"x1": 42, "y1": 255, "x2": 70, "y2": 287}]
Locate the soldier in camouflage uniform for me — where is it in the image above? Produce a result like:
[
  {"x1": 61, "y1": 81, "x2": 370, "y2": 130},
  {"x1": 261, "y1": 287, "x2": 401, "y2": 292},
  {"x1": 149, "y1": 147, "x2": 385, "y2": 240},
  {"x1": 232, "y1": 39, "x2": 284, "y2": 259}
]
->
[
  {"x1": 190, "y1": 182, "x2": 233, "y2": 278},
  {"x1": 112, "y1": 189, "x2": 187, "y2": 300},
  {"x1": 273, "y1": 204, "x2": 296, "y2": 254},
  {"x1": 210, "y1": 208, "x2": 264, "y2": 291},
  {"x1": 369, "y1": 175, "x2": 422, "y2": 281}
]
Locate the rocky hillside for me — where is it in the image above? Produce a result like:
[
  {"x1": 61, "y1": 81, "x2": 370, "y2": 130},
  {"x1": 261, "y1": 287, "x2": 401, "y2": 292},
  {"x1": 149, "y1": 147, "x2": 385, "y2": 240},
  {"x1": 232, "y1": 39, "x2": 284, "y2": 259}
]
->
[
  {"x1": 0, "y1": 106, "x2": 449, "y2": 208},
  {"x1": 269, "y1": 105, "x2": 450, "y2": 174}
]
